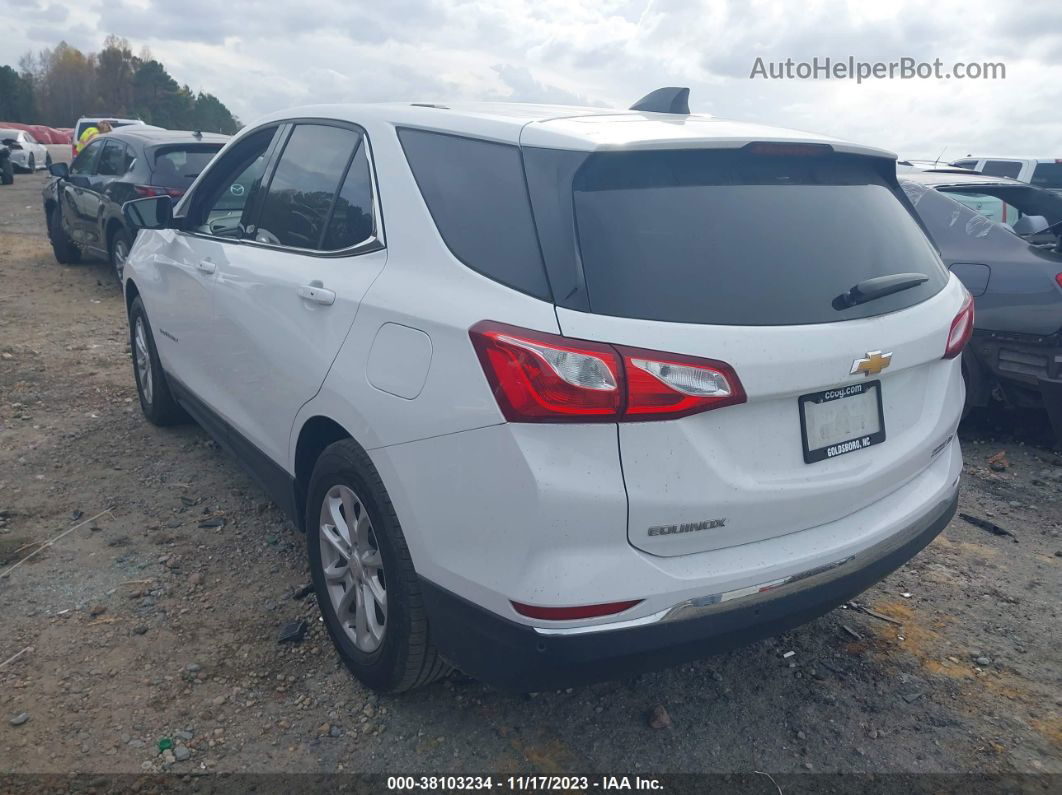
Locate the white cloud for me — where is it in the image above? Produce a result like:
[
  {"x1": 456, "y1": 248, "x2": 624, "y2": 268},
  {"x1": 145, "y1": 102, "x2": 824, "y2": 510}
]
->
[{"x1": 1, "y1": 0, "x2": 1059, "y2": 157}]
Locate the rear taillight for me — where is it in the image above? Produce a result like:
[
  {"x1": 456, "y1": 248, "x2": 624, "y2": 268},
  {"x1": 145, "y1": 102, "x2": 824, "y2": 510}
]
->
[
  {"x1": 943, "y1": 293, "x2": 974, "y2": 359},
  {"x1": 1055, "y1": 273, "x2": 1062, "y2": 290},
  {"x1": 469, "y1": 321, "x2": 746, "y2": 423},
  {"x1": 511, "y1": 599, "x2": 642, "y2": 620},
  {"x1": 134, "y1": 185, "x2": 184, "y2": 199},
  {"x1": 618, "y1": 347, "x2": 746, "y2": 418}
]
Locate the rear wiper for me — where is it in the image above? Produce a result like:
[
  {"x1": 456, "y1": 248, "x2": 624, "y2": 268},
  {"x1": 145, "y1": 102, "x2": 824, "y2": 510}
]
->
[{"x1": 833, "y1": 273, "x2": 929, "y2": 310}]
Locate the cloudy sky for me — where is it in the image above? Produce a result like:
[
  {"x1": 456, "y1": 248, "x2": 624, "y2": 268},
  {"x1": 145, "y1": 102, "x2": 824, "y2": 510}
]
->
[{"x1": 2, "y1": 0, "x2": 1060, "y2": 157}]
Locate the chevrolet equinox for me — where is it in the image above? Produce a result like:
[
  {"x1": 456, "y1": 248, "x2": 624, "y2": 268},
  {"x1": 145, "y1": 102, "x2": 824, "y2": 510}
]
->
[{"x1": 120, "y1": 88, "x2": 969, "y2": 692}]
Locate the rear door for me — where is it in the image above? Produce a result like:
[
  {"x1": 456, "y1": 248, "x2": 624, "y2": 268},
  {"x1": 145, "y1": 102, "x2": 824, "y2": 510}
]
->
[
  {"x1": 206, "y1": 121, "x2": 386, "y2": 466},
  {"x1": 81, "y1": 138, "x2": 129, "y2": 252},
  {"x1": 540, "y1": 145, "x2": 964, "y2": 557}
]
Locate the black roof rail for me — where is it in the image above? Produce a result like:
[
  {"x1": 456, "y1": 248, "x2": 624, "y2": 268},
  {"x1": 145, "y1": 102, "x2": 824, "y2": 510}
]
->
[{"x1": 630, "y1": 86, "x2": 690, "y2": 115}]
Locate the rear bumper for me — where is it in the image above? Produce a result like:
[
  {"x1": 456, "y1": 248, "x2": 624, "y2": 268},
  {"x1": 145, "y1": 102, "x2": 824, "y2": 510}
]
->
[{"x1": 421, "y1": 489, "x2": 958, "y2": 691}]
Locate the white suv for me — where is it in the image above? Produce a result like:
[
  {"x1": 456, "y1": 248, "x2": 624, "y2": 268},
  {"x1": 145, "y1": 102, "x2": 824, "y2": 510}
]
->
[{"x1": 120, "y1": 89, "x2": 970, "y2": 692}]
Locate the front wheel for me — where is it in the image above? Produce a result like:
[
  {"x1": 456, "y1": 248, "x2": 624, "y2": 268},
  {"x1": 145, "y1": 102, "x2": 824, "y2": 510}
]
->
[
  {"x1": 307, "y1": 440, "x2": 450, "y2": 693},
  {"x1": 0, "y1": 157, "x2": 12, "y2": 185},
  {"x1": 128, "y1": 296, "x2": 186, "y2": 426},
  {"x1": 45, "y1": 153, "x2": 52, "y2": 168},
  {"x1": 47, "y1": 206, "x2": 80, "y2": 264},
  {"x1": 27, "y1": 154, "x2": 34, "y2": 172}
]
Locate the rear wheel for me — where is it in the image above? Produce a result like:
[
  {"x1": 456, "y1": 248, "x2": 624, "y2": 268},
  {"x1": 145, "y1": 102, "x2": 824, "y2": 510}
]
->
[
  {"x1": 128, "y1": 296, "x2": 186, "y2": 426},
  {"x1": 109, "y1": 227, "x2": 132, "y2": 281},
  {"x1": 47, "y1": 206, "x2": 80, "y2": 264},
  {"x1": 307, "y1": 440, "x2": 450, "y2": 692}
]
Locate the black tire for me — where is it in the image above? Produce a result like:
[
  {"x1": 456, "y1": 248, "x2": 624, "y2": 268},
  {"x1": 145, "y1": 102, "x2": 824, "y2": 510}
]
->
[
  {"x1": 306, "y1": 440, "x2": 450, "y2": 693},
  {"x1": 27, "y1": 154, "x2": 34, "y2": 172},
  {"x1": 108, "y1": 226, "x2": 133, "y2": 281},
  {"x1": 45, "y1": 153, "x2": 52, "y2": 168},
  {"x1": 47, "y1": 205, "x2": 80, "y2": 264},
  {"x1": 0, "y1": 157, "x2": 12, "y2": 185},
  {"x1": 128, "y1": 296, "x2": 187, "y2": 426}
]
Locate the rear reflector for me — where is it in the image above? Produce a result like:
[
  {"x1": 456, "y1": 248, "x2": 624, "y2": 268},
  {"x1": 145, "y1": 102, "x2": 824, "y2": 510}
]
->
[
  {"x1": 943, "y1": 292, "x2": 974, "y2": 359},
  {"x1": 469, "y1": 321, "x2": 746, "y2": 422},
  {"x1": 511, "y1": 599, "x2": 642, "y2": 621}
]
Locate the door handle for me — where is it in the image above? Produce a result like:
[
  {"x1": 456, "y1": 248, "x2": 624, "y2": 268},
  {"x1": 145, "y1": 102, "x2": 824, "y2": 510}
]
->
[
  {"x1": 297, "y1": 282, "x2": 336, "y2": 306},
  {"x1": 196, "y1": 260, "x2": 216, "y2": 274}
]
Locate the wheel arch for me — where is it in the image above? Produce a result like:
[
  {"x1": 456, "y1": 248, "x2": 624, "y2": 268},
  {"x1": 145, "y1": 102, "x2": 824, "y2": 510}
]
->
[
  {"x1": 105, "y1": 217, "x2": 126, "y2": 253},
  {"x1": 124, "y1": 277, "x2": 140, "y2": 316},
  {"x1": 294, "y1": 416, "x2": 356, "y2": 531}
]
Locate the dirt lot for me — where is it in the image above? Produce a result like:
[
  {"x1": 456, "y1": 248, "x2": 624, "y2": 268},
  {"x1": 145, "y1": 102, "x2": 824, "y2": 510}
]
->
[{"x1": 1, "y1": 172, "x2": 1060, "y2": 780}]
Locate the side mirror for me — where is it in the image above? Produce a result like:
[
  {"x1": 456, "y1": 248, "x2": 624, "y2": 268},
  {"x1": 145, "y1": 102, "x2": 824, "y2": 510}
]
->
[
  {"x1": 124, "y1": 195, "x2": 174, "y2": 231},
  {"x1": 48, "y1": 162, "x2": 69, "y2": 178}
]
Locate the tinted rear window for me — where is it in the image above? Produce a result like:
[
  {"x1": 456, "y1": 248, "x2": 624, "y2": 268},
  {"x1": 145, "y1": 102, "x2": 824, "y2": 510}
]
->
[
  {"x1": 1031, "y1": 163, "x2": 1062, "y2": 189},
  {"x1": 398, "y1": 129, "x2": 551, "y2": 301},
  {"x1": 150, "y1": 145, "x2": 223, "y2": 189},
  {"x1": 569, "y1": 148, "x2": 947, "y2": 325}
]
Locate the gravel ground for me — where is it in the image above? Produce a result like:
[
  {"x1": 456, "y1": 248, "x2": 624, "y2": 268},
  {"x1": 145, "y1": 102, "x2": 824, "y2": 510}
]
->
[{"x1": 1, "y1": 172, "x2": 1060, "y2": 779}]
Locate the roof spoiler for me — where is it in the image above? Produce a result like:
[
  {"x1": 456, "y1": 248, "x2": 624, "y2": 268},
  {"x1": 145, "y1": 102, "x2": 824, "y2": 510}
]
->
[{"x1": 630, "y1": 86, "x2": 690, "y2": 115}]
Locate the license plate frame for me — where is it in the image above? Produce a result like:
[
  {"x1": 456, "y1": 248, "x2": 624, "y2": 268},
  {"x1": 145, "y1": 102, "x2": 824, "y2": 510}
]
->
[{"x1": 798, "y1": 380, "x2": 886, "y2": 464}]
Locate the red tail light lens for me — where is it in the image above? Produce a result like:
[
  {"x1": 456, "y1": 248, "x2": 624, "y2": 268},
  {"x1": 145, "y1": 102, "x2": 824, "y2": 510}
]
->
[
  {"x1": 943, "y1": 293, "x2": 974, "y2": 359},
  {"x1": 134, "y1": 185, "x2": 184, "y2": 199},
  {"x1": 469, "y1": 321, "x2": 746, "y2": 423},
  {"x1": 1055, "y1": 273, "x2": 1062, "y2": 290},
  {"x1": 618, "y1": 347, "x2": 747, "y2": 418},
  {"x1": 469, "y1": 322, "x2": 622, "y2": 421},
  {"x1": 511, "y1": 599, "x2": 642, "y2": 620}
]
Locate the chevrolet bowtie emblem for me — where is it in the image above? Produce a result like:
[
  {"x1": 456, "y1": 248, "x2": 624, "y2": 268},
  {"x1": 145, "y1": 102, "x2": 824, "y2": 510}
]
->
[{"x1": 851, "y1": 350, "x2": 892, "y2": 377}]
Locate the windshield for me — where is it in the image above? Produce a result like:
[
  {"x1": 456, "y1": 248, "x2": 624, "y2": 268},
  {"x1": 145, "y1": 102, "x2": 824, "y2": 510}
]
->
[{"x1": 564, "y1": 147, "x2": 948, "y2": 326}]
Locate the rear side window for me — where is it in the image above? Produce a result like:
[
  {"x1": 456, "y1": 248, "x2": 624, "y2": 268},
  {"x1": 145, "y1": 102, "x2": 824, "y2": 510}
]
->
[
  {"x1": 151, "y1": 145, "x2": 222, "y2": 190},
  {"x1": 565, "y1": 148, "x2": 947, "y2": 326},
  {"x1": 398, "y1": 129, "x2": 551, "y2": 301},
  {"x1": 981, "y1": 160, "x2": 1021, "y2": 179},
  {"x1": 255, "y1": 124, "x2": 358, "y2": 250},
  {"x1": 96, "y1": 140, "x2": 129, "y2": 177},
  {"x1": 320, "y1": 138, "x2": 375, "y2": 250},
  {"x1": 1031, "y1": 163, "x2": 1062, "y2": 190}
]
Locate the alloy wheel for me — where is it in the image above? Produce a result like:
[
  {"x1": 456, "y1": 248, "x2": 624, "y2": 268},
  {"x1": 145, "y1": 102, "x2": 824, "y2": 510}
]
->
[
  {"x1": 319, "y1": 484, "x2": 387, "y2": 652},
  {"x1": 134, "y1": 317, "x2": 153, "y2": 405},
  {"x1": 113, "y1": 239, "x2": 129, "y2": 281}
]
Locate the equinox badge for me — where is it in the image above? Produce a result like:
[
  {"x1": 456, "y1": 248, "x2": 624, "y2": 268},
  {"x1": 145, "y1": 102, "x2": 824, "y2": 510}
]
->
[{"x1": 648, "y1": 518, "x2": 726, "y2": 537}]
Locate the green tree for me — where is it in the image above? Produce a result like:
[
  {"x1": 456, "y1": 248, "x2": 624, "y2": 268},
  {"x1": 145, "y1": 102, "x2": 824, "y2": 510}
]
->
[
  {"x1": 95, "y1": 35, "x2": 137, "y2": 115},
  {"x1": 192, "y1": 92, "x2": 240, "y2": 134},
  {"x1": 133, "y1": 60, "x2": 194, "y2": 128},
  {"x1": 0, "y1": 65, "x2": 34, "y2": 121}
]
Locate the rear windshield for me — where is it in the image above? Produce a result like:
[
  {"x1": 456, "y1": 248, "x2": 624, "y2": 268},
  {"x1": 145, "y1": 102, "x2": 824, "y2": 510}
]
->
[
  {"x1": 567, "y1": 148, "x2": 948, "y2": 325},
  {"x1": 1031, "y1": 163, "x2": 1062, "y2": 190},
  {"x1": 150, "y1": 145, "x2": 223, "y2": 190}
]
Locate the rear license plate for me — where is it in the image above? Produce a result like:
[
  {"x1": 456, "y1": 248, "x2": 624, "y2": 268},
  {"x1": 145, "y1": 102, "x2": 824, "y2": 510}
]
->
[{"x1": 799, "y1": 381, "x2": 886, "y2": 464}]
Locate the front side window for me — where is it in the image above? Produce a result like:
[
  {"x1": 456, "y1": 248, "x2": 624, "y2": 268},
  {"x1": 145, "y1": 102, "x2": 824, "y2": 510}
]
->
[
  {"x1": 70, "y1": 139, "x2": 104, "y2": 176},
  {"x1": 254, "y1": 124, "x2": 359, "y2": 250},
  {"x1": 188, "y1": 127, "x2": 278, "y2": 239},
  {"x1": 981, "y1": 160, "x2": 1021, "y2": 179}
]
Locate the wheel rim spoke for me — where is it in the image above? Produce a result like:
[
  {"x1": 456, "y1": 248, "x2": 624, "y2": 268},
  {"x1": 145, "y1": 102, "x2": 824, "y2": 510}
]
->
[{"x1": 318, "y1": 483, "x2": 387, "y2": 652}]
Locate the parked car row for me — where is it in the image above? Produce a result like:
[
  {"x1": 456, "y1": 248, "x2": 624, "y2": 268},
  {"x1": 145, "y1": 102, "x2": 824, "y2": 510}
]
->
[
  {"x1": 949, "y1": 156, "x2": 1062, "y2": 193},
  {"x1": 35, "y1": 90, "x2": 1060, "y2": 693}
]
